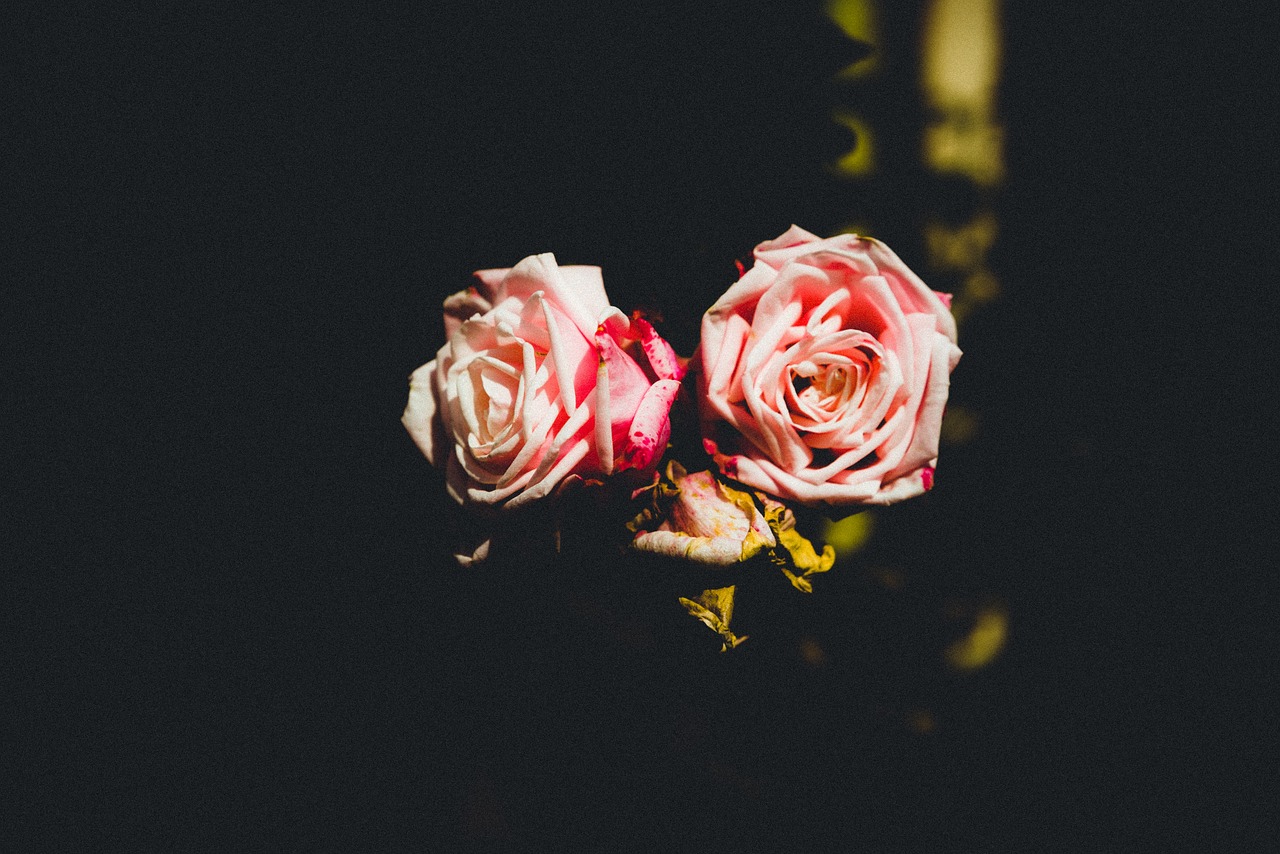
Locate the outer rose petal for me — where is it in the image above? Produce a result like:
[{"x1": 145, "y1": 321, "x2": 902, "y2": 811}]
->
[
  {"x1": 402, "y1": 359, "x2": 442, "y2": 466},
  {"x1": 498, "y1": 254, "x2": 609, "y2": 339},
  {"x1": 595, "y1": 324, "x2": 659, "y2": 439},
  {"x1": 863, "y1": 237, "x2": 958, "y2": 343},
  {"x1": 633, "y1": 529, "x2": 759, "y2": 566},
  {"x1": 472, "y1": 267, "x2": 508, "y2": 299},
  {"x1": 702, "y1": 262, "x2": 782, "y2": 331},
  {"x1": 752, "y1": 224, "x2": 824, "y2": 269},
  {"x1": 454, "y1": 538, "x2": 491, "y2": 567},
  {"x1": 868, "y1": 466, "x2": 933, "y2": 505},
  {"x1": 619, "y1": 379, "x2": 681, "y2": 470},
  {"x1": 632, "y1": 315, "x2": 686, "y2": 381},
  {"x1": 442, "y1": 287, "x2": 494, "y2": 341}
]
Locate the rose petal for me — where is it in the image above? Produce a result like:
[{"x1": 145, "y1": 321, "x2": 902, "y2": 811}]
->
[
  {"x1": 633, "y1": 315, "x2": 686, "y2": 381},
  {"x1": 885, "y1": 333, "x2": 961, "y2": 482},
  {"x1": 443, "y1": 287, "x2": 494, "y2": 341},
  {"x1": 499, "y1": 254, "x2": 608, "y2": 340},
  {"x1": 751, "y1": 224, "x2": 823, "y2": 269},
  {"x1": 864, "y1": 238, "x2": 958, "y2": 343},
  {"x1": 402, "y1": 360, "x2": 442, "y2": 465},
  {"x1": 618, "y1": 378, "x2": 680, "y2": 471},
  {"x1": 594, "y1": 325, "x2": 655, "y2": 433},
  {"x1": 632, "y1": 530, "x2": 756, "y2": 566}
]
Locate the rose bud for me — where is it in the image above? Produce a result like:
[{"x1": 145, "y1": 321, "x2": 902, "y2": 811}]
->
[{"x1": 629, "y1": 461, "x2": 777, "y2": 566}]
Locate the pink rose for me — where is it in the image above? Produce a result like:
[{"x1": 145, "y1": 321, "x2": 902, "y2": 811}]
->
[
  {"x1": 697, "y1": 226, "x2": 962, "y2": 510},
  {"x1": 403, "y1": 253, "x2": 683, "y2": 509}
]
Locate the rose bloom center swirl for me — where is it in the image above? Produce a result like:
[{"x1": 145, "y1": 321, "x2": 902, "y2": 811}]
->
[{"x1": 757, "y1": 328, "x2": 902, "y2": 456}]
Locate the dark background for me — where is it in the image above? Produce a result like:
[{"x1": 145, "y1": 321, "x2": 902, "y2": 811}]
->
[{"x1": 8, "y1": 1, "x2": 1273, "y2": 849}]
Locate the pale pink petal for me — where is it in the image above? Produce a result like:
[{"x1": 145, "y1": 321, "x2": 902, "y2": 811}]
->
[
  {"x1": 556, "y1": 265, "x2": 611, "y2": 326},
  {"x1": 471, "y1": 267, "x2": 509, "y2": 301},
  {"x1": 751, "y1": 224, "x2": 824, "y2": 269},
  {"x1": 443, "y1": 287, "x2": 494, "y2": 340},
  {"x1": 869, "y1": 314, "x2": 940, "y2": 477},
  {"x1": 704, "y1": 262, "x2": 781, "y2": 320},
  {"x1": 535, "y1": 292, "x2": 577, "y2": 413},
  {"x1": 496, "y1": 398, "x2": 559, "y2": 488},
  {"x1": 631, "y1": 530, "x2": 752, "y2": 566},
  {"x1": 864, "y1": 238, "x2": 958, "y2": 343},
  {"x1": 454, "y1": 538, "x2": 491, "y2": 567},
  {"x1": 498, "y1": 254, "x2": 607, "y2": 339},
  {"x1": 701, "y1": 312, "x2": 751, "y2": 414},
  {"x1": 744, "y1": 455, "x2": 882, "y2": 505},
  {"x1": 749, "y1": 263, "x2": 835, "y2": 335},
  {"x1": 531, "y1": 387, "x2": 596, "y2": 487},
  {"x1": 504, "y1": 435, "x2": 593, "y2": 509},
  {"x1": 402, "y1": 360, "x2": 442, "y2": 466},
  {"x1": 596, "y1": 306, "x2": 631, "y2": 340},
  {"x1": 866, "y1": 466, "x2": 932, "y2": 505},
  {"x1": 593, "y1": 357, "x2": 614, "y2": 474},
  {"x1": 466, "y1": 462, "x2": 539, "y2": 505},
  {"x1": 884, "y1": 333, "x2": 961, "y2": 482}
]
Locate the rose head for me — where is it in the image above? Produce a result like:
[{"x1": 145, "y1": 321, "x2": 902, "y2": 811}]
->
[
  {"x1": 629, "y1": 461, "x2": 836, "y2": 584},
  {"x1": 630, "y1": 461, "x2": 777, "y2": 566},
  {"x1": 403, "y1": 253, "x2": 683, "y2": 509},
  {"x1": 698, "y1": 226, "x2": 962, "y2": 510}
]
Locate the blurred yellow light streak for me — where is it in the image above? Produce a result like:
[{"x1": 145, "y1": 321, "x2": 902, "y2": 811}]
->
[
  {"x1": 830, "y1": 110, "x2": 876, "y2": 176},
  {"x1": 925, "y1": 211, "x2": 998, "y2": 271},
  {"x1": 940, "y1": 405, "x2": 979, "y2": 445},
  {"x1": 826, "y1": 0, "x2": 880, "y2": 78},
  {"x1": 799, "y1": 636, "x2": 828, "y2": 667},
  {"x1": 945, "y1": 602, "x2": 1008, "y2": 670},
  {"x1": 822, "y1": 511, "x2": 873, "y2": 557},
  {"x1": 908, "y1": 709, "x2": 938, "y2": 734},
  {"x1": 921, "y1": 0, "x2": 1004, "y2": 185}
]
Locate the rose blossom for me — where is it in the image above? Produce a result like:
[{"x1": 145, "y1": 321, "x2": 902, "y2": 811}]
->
[
  {"x1": 630, "y1": 461, "x2": 777, "y2": 566},
  {"x1": 403, "y1": 253, "x2": 683, "y2": 509},
  {"x1": 629, "y1": 460, "x2": 836, "y2": 584},
  {"x1": 697, "y1": 226, "x2": 961, "y2": 510}
]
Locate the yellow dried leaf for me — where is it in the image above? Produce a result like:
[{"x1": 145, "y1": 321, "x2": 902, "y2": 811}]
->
[{"x1": 678, "y1": 586, "x2": 747, "y2": 652}]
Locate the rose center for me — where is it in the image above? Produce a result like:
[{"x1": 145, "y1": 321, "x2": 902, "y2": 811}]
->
[{"x1": 790, "y1": 360, "x2": 857, "y2": 411}]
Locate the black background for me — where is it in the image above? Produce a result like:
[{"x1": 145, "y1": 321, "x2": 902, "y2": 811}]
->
[{"x1": 8, "y1": 1, "x2": 1273, "y2": 850}]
